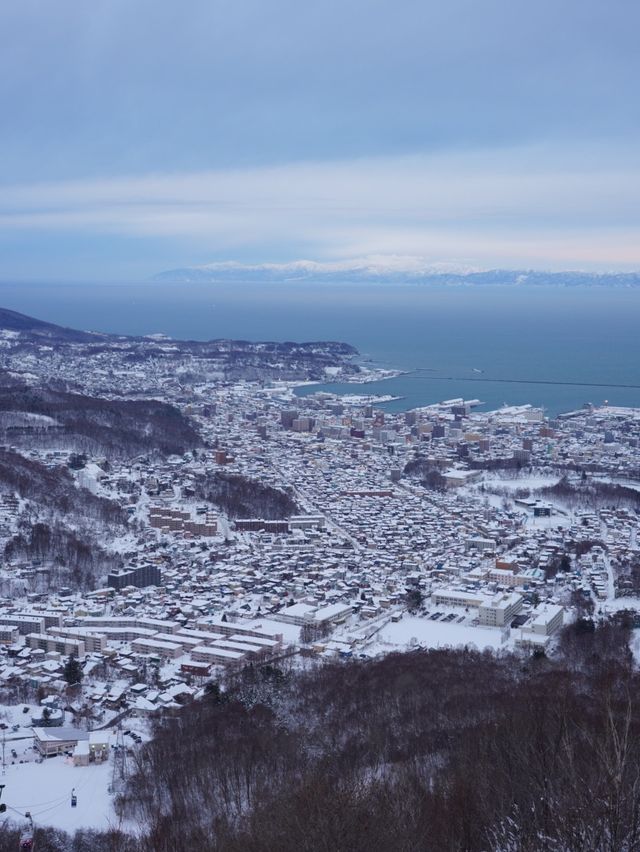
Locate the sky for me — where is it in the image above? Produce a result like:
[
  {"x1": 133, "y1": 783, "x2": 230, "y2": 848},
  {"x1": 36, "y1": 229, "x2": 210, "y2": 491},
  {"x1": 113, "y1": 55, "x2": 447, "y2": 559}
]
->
[{"x1": 0, "y1": 0, "x2": 639, "y2": 281}]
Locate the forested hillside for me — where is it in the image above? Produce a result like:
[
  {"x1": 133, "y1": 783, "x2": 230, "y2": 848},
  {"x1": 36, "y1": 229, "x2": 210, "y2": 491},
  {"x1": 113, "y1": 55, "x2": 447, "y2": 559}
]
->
[
  {"x1": 0, "y1": 386, "x2": 200, "y2": 458},
  {"x1": 117, "y1": 615, "x2": 640, "y2": 852},
  {"x1": 194, "y1": 472, "x2": 299, "y2": 519},
  {"x1": 1, "y1": 617, "x2": 636, "y2": 851}
]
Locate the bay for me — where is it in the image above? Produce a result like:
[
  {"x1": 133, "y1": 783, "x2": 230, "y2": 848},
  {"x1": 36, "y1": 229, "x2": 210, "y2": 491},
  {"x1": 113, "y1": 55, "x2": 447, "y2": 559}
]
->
[{"x1": 1, "y1": 280, "x2": 638, "y2": 416}]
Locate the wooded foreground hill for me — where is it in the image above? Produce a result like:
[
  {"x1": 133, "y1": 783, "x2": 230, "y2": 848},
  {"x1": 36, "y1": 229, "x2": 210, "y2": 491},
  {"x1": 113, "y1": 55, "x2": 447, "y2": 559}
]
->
[
  {"x1": 0, "y1": 616, "x2": 638, "y2": 852},
  {"x1": 0, "y1": 385, "x2": 201, "y2": 458}
]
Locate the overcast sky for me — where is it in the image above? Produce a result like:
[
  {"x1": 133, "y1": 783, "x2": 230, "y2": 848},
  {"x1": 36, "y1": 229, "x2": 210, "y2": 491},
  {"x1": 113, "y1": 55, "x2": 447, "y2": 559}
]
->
[{"x1": 1, "y1": 0, "x2": 639, "y2": 280}]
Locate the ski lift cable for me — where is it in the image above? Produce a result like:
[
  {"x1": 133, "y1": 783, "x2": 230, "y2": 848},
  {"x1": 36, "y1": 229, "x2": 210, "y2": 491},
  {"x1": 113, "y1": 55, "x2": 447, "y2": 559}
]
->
[
  {"x1": 5, "y1": 804, "x2": 26, "y2": 818},
  {"x1": 29, "y1": 786, "x2": 85, "y2": 819},
  {"x1": 5, "y1": 803, "x2": 37, "y2": 828},
  {"x1": 28, "y1": 792, "x2": 78, "y2": 819},
  {"x1": 29, "y1": 799, "x2": 70, "y2": 818},
  {"x1": 19, "y1": 796, "x2": 69, "y2": 820},
  {"x1": 12, "y1": 771, "x2": 94, "y2": 814},
  {"x1": 10, "y1": 792, "x2": 70, "y2": 810}
]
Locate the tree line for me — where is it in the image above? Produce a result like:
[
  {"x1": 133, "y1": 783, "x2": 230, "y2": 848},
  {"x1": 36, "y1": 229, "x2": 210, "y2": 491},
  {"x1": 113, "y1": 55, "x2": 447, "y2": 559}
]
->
[
  {"x1": 0, "y1": 386, "x2": 201, "y2": 458},
  {"x1": 0, "y1": 617, "x2": 638, "y2": 850},
  {"x1": 112, "y1": 615, "x2": 640, "y2": 851},
  {"x1": 194, "y1": 472, "x2": 299, "y2": 519},
  {"x1": 0, "y1": 449, "x2": 126, "y2": 525}
]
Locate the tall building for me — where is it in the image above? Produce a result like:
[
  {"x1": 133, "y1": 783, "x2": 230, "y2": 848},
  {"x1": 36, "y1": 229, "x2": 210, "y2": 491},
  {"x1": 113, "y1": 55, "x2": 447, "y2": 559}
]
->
[
  {"x1": 280, "y1": 410, "x2": 298, "y2": 429},
  {"x1": 478, "y1": 592, "x2": 523, "y2": 627},
  {"x1": 107, "y1": 564, "x2": 162, "y2": 590}
]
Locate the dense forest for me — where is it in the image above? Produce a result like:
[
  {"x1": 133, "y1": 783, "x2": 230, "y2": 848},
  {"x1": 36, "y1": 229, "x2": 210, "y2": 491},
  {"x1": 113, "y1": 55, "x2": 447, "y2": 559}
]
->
[
  {"x1": 4, "y1": 521, "x2": 122, "y2": 589},
  {"x1": 194, "y1": 472, "x2": 299, "y2": 519},
  {"x1": 0, "y1": 451, "x2": 126, "y2": 588},
  {"x1": 0, "y1": 387, "x2": 200, "y2": 458},
  {"x1": 1, "y1": 616, "x2": 638, "y2": 851},
  {"x1": 0, "y1": 450, "x2": 125, "y2": 524},
  {"x1": 539, "y1": 477, "x2": 640, "y2": 509}
]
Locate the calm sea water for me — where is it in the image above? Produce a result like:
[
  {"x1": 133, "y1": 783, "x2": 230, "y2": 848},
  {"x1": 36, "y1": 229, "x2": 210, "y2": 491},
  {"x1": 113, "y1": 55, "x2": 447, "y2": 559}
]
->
[{"x1": 1, "y1": 281, "x2": 639, "y2": 416}]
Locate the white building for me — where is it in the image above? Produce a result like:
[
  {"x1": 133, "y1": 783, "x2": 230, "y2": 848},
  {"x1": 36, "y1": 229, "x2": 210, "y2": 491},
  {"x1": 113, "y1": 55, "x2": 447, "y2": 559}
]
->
[
  {"x1": 478, "y1": 592, "x2": 523, "y2": 627},
  {"x1": 272, "y1": 603, "x2": 317, "y2": 625},
  {"x1": 191, "y1": 645, "x2": 245, "y2": 666},
  {"x1": 131, "y1": 637, "x2": 183, "y2": 660},
  {"x1": 431, "y1": 589, "x2": 484, "y2": 609},
  {"x1": 528, "y1": 604, "x2": 564, "y2": 636},
  {"x1": 313, "y1": 602, "x2": 352, "y2": 626},
  {"x1": 26, "y1": 633, "x2": 86, "y2": 658}
]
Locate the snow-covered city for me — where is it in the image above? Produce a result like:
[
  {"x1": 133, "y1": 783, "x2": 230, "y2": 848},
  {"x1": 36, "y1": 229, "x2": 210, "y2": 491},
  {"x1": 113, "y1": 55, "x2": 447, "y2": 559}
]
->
[{"x1": 0, "y1": 312, "x2": 639, "y2": 843}]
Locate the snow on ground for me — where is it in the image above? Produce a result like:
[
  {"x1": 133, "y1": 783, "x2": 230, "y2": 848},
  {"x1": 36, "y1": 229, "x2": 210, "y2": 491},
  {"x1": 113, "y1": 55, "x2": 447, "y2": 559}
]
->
[
  {"x1": 600, "y1": 597, "x2": 640, "y2": 614},
  {"x1": 479, "y1": 473, "x2": 561, "y2": 492},
  {"x1": 0, "y1": 703, "x2": 37, "y2": 728},
  {"x1": 1, "y1": 756, "x2": 116, "y2": 833},
  {"x1": 594, "y1": 477, "x2": 640, "y2": 493},
  {"x1": 522, "y1": 512, "x2": 571, "y2": 530},
  {"x1": 368, "y1": 616, "x2": 506, "y2": 654},
  {"x1": 463, "y1": 472, "x2": 572, "y2": 529}
]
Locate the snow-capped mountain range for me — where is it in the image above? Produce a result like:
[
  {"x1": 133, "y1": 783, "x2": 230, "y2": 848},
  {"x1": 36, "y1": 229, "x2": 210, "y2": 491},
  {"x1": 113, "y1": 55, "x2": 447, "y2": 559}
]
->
[{"x1": 153, "y1": 256, "x2": 640, "y2": 287}]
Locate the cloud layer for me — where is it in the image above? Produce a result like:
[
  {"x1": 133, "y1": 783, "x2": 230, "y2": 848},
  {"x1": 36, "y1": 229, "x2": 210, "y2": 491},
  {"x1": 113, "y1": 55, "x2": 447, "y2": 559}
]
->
[
  {"x1": 2, "y1": 147, "x2": 639, "y2": 272},
  {"x1": 1, "y1": 1, "x2": 638, "y2": 278}
]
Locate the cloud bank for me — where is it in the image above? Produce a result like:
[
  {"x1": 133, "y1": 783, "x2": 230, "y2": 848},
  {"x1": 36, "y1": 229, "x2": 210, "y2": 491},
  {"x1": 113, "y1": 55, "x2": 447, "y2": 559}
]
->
[{"x1": 1, "y1": 146, "x2": 639, "y2": 273}]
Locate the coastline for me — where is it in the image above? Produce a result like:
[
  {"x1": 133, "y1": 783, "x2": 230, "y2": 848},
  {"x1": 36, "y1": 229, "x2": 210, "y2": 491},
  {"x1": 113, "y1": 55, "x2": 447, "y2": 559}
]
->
[{"x1": 289, "y1": 364, "x2": 410, "y2": 407}]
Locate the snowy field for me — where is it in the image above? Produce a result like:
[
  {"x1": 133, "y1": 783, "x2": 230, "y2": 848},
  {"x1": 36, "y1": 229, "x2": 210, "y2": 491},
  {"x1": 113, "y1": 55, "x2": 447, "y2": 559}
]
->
[
  {"x1": 463, "y1": 472, "x2": 572, "y2": 529},
  {"x1": 369, "y1": 616, "x2": 506, "y2": 654},
  {"x1": 1, "y1": 756, "x2": 116, "y2": 833},
  {"x1": 479, "y1": 473, "x2": 561, "y2": 492},
  {"x1": 600, "y1": 597, "x2": 640, "y2": 614}
]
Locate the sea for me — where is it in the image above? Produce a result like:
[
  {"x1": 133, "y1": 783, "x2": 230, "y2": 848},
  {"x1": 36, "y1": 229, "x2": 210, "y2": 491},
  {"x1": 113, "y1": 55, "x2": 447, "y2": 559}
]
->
[{"x1": 1, "y1": 280, "x2": 639, "y2": 417}]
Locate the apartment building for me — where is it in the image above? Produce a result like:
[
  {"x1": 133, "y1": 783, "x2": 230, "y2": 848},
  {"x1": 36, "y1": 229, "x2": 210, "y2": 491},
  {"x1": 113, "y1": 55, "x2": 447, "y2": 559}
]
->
[
  {"x1": 26, "y1": 633, "x2": 86, "y2": 657},
  {"x1": 478, "y1": 592, "x2": 523, "y2": 627}
]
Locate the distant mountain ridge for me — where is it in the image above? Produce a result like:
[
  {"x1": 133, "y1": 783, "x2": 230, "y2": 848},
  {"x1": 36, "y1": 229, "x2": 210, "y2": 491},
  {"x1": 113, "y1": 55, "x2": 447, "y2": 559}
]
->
[
  {"x1": 0, "y1": 307, "x2": 104, "y2": 342},
  {"x1": 0, "y1": 306, "x2": 360, "y2": 385},
  {"x1": 153, "y1": 259, "x2": 640, "y2": 287},
  {"x1": 0, "y1": 306, "x2": 357, "y2": 354}
]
